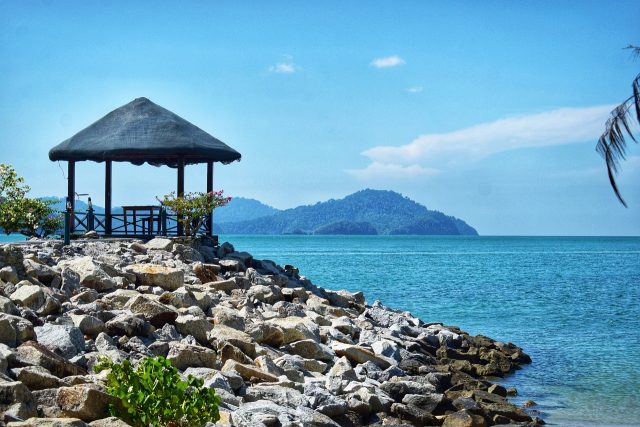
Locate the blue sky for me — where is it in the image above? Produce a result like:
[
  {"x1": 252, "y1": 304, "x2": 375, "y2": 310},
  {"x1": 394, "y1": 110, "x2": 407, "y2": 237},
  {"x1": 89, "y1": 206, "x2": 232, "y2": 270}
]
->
[{"x1": 1, "y1": 1, "x2": 638, "y2": 235}]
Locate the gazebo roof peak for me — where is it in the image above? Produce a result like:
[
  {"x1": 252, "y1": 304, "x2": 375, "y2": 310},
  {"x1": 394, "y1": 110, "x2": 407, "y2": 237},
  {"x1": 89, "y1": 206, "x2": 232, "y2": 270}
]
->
[{"x1": 49, "y1": 97, "x2": 241, "y2": 167}]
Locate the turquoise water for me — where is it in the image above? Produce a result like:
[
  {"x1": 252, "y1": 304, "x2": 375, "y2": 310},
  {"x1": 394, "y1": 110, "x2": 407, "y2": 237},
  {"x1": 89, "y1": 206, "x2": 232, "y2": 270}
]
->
[
  {"x1": 2, "y1": 234, "x2": 639, "y2": 425},
  {"x1": 220, "y1": 235, "x2": 640, "y2": 426}
]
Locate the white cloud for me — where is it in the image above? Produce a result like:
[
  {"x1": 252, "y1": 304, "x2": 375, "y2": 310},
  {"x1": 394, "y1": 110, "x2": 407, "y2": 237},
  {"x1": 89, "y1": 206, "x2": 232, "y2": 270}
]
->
[
  {"x1": 406, "y1": 86, "x2": 423, "y2": 93},
  {"x1": 363, "y1": 105, "x2": 615, "y2": 165},
  {"x1": 370, "y1": 55, "x2": 405, "y2": 68},
  {"x1": 346, "y1": 162, "x2": 441, "y2": 180},
  {"x1": 269, "y1": 55, "x2": 300, "y2": 73},
  {"x1": 349, "y1": 105, "x2": 617, "y2": 180}
]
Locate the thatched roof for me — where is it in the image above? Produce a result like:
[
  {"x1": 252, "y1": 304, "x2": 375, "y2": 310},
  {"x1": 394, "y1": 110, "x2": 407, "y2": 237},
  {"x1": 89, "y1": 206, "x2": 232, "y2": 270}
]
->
[{"x1": 49, "y1": 97, "x2": 241, "y2": 167}]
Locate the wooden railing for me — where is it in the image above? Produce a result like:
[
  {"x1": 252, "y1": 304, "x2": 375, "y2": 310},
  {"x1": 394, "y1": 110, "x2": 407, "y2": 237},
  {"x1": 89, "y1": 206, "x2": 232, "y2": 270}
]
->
[{"x1": 63, "y1": 206, "x2": 212, "y2": 242}]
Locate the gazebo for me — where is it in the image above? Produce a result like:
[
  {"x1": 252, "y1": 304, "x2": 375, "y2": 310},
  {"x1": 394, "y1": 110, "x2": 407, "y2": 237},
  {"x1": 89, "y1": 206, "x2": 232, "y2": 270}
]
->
[{"x1": 49, "y1": 97, "x2": 241, "y2": 237}]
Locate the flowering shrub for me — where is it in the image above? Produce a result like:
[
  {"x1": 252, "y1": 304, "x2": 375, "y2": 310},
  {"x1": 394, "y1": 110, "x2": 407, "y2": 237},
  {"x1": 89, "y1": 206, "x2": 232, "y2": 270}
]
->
[
  {"x1": 159, "y1": 190, "x2": 231, "y2": 236},
  {"x1": 0, "y1": 163, "x2": 61, "y2": 237}
]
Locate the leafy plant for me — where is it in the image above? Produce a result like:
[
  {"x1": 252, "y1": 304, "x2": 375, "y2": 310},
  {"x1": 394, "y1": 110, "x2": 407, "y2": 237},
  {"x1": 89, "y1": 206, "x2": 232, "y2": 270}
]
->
[
  {"x1": 0, "y1": 163, "x2": 62, "y2": 237},
  {"x1": 159, "y1": 190, "x2": 231, "y2": 236},
  {"x1": 597, "y1": 45, "x2": 640, "y2": 207},
  {"x1": 94, "y1": 356, "x2": 221, "y2": 427}
]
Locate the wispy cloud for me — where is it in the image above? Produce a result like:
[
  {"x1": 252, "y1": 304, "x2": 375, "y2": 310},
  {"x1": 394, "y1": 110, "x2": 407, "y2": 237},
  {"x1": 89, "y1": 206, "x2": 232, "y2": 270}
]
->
[
  {"x1": 406, "y1": 86, "x2": 423, "y2": 93},
  {"x1": 370, "y1": 55, "x2": 405, "y2": 68},
  {"x1": 346, "y1": 162, "x2": 441, "y2": 180},
  {"x1": 269, "y1": 55, "x2": 300, "y2": 73},
  {"x1": 350, "y1": 105, "x2": 615, "y2": 180}
]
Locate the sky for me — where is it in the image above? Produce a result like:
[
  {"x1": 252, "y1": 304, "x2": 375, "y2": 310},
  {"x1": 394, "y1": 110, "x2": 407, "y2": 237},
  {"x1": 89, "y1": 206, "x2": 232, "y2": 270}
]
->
[{"x1": 1, "y1": 1, "x2": 639, "y2": 235}]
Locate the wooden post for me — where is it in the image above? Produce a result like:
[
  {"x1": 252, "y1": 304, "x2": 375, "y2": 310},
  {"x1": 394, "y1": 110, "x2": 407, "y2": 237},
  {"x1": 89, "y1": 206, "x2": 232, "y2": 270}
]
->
[
  {"x1": 67, "y1": 161, "x2": 75, "y2": 232},
  {"x1": 105, "y1": 160, "x2": 112, "y2": 235},
  {"x1": 177, "y1": 158, "x2": 185, "y2": 236},
  {"x1": 206, "y1": 161, "x2": 213, "y2": 236}
]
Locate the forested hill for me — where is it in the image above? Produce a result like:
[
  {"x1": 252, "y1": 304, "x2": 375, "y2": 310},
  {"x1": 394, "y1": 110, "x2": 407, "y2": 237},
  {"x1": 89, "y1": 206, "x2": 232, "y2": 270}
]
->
[
  {"x1": 215, "y1": 189, "x2": 478, "y2": 236},
  {"x1": 214, "y1": 197, "x2": 279, "y2": 223}
]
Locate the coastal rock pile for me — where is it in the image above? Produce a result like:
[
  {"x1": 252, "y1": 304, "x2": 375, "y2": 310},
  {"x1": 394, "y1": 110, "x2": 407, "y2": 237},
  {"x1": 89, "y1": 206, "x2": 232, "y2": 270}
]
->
[{"x1": 0, "y1": 238, "x2": 541, "y2": 426}]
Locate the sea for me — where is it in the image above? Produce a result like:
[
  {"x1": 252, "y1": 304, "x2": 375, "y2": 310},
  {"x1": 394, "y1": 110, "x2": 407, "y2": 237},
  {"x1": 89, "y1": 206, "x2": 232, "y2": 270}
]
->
[{"x1": 2, "y1": 234, "x2": 639, "y2": 426}]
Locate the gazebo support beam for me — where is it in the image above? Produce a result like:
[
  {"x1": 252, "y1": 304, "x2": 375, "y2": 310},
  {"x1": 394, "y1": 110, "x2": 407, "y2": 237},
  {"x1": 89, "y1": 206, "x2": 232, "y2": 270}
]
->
[
  {"x1": 105, "y1": 161, "x2": 112, "y2": 235},
  {"x1": 206, "y1": 161, "x2": 213, "y2": 237},
  {"x1": 67, "y1": 161, "x2": 75, "y2": 232},
  {"x1": 177, "y1": 158, "x2": 185, "y2": 236}
]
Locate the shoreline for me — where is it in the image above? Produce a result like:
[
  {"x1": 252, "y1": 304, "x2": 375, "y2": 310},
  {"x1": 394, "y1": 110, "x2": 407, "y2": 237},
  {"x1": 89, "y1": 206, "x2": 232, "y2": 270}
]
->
[{"x1": 0, "y1": 237, "x2": 542, "y2": 425}]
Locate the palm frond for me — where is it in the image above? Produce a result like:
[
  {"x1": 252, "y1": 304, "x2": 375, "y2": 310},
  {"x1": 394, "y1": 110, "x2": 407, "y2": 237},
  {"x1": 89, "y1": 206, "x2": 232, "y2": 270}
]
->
[{"x1": 597, "y1": 72, "x2": 640, "y2": 207}]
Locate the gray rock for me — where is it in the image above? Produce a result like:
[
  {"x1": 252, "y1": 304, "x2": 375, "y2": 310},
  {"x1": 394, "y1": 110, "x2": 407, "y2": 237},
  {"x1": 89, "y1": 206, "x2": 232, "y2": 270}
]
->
[
  {"x1": 0, "y1": 313, "x2": 35, "y2": 342},
  {"x1": 145, "y1": 238, "x2": 174, "y2": 252},
  {"x1": 35, "y1": 323, "x2": 86, "y2": 359},
  {"x1": 69, "y1": 314, "x2": 105, "y2": 336},
  {"x1": 284, "y1": 339, "x2": 335, "y2": 362},
  {"x1": 0, "y1": 318, "x2": 17, "y2": 346},
  {"x1": 124, "y1": 294, "x2": 178, "y2": 328},
  {"x1": 167, "y1": 342, "x2": 216, "y2": 370},
  {"x1": 0, "y1": 266, "x2": 19, "y2": 284},
  {"x1": 244, "y1": 384, "x2": 308, "y2": 409},
  {"x1": 0, "y1": 295, "x2": 18, "y2": 315},
  {"x1": 175, "y1": 314, "x2": 213, "y2": 346},
  {"x1": 10, "y1": 283, "x2": 45, "y2": 310},
  {"x1": 13, "y1": 365, "x2": 62, "y2": 390},
  {"x1": 104, "y1": 314, "x2": 151, "y2": 337},
  {"x1": 56, "y1": 385, "x2": 113, "y2": 421},
  {"x1": 125, "y1": 264, "x2": 184, "y2": 291},
  {"x1": 58, "y1": 257, "x2": 116, "y2": 292},
  {"x1": 231, "y1": 400, "x2": 339, "y2": 427}
]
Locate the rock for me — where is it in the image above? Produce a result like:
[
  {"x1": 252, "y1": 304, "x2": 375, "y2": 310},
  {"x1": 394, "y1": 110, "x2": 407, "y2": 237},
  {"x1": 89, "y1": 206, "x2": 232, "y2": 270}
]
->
[
  {"x1": 0, "y1": 295, "x2": 18, "y2": 314},
  {"x1": 0, "y1": 265, "x2": 19, "y2": 284},
  {"x1": 100, "y1": 289, "x2": 141, "y2": 309},
  {"x1": 175, "y1": 315, "x2": 213, "y2": 346},
  {"x1": 221, "y1": 359, "x2": 278, "y2": 383},
  {"x1": 68, "y1": 314, "x2": 104, "y2": 336},
  {"x1": 209, "y1": 324, "x2": 255, "y2": 357},
  {"x1": 193, "y1": 262, "x2": 220, "y2": 283},
  {"x1": 231, "y1": 400, "x2": 339, "y2": 427},
  {"x1": 247, "y1": 284, "x2": 282, "y2": 304},
  {"x1": 212, "y1": 306, "x2": 245, "y2": 330},
  {"x1": 58, "y1": 257, "x2": 116, "y2": 291},
  {"x1": 56, "y1": 385, "x2": 113, "y2": 421},
  {"x1": 442, "y1": 409, "x2": 486, "y2": 427},
  {"x1": 14, "y1": 341, "x2": 87, "y2": 377},
  {"x1": 10, "y1": 283, "x2": 45, "y2": 310},
  {"x1": 380, "y1": 379, "x2": 437, "y2": 401},
  {"x1": 0, "y1": 313, "x2": 36, "y2": 343},
  {"x1": 7, "y1": 418, "x2": 88, "y2": 427},
  {"x1": 327, "y1": 356, "x2": 357, "y2": 381},
  {"x1": 34, "y1": 323, "x2": 85, "y2": 359},
  {"x1": 331, "y1": 342, "x2": 391, "y2": 369},
  {"x1": 125, "y1": 264, "x2": 184, "y2": 291},
  {"x1": 391, "y1": 403, "x2": 439, "y2": 425},
  {"x1": 246, "y1": 323, "x2": 284, "y2": 347},
  {"x1": 207, "y1": 278, "x2": 239, "y2": 293},
  {"x1": 88, "y1": 417, "x2": 130, "y2": 426},
  {"x1": 0, "y1": 381, "x2": 37, "y2": 419},
  {"x1": 487, "y1": 383, "x2": 507, "y2": 397},
  {"x1": 167, "y1": 342, "x2": 216, "y2": 370},
  {"x1": 285, "y1": 339, "x2": 335, "y2": 362},
  {"x1": 105, "y1": 314, "x2": 151, "y2": 337},
  {"x1": 267, "y1": 317, "x2": 320, "y2": 344},
  {"x1": 13, "y1": 365, "x2": 62, "y2": 390},
  {"x1": 0, "y1": 318, "x2": 17, "y2": 346},
  {"x1": 401, "y1": 393, "x2": 444, "y2": 414},
  {"x1": 23, "y1": 259, "x2": 60, "y2": 286},
  {"x1": 124, "y1": 294, "x2": 178, "y2": 328},
  {"x1": 145, "y1": 238, "x2": 174, "y2": 251},
  {"x1": 244, "y1": 384, "x2": 308, "y2": 409}
]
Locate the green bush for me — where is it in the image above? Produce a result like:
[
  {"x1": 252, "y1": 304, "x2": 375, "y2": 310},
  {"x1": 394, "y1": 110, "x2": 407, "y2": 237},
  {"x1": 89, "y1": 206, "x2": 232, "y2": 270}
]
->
[
  {"x1": 95, "y1": 356, "x2": 221, "y2": 427},
  {"x1": 0, "y1": 163, "x2": 61, "y2": 237}
]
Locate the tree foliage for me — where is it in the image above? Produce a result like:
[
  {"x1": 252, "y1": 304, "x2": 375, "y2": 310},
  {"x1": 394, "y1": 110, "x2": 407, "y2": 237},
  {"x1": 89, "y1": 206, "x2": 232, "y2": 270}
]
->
[
  {"x1": 159, "y1": 190, "x2": 231, "y2": 236},
  {"x1": 597, "y1": 45, "x2": 640, "y2": 207},
  {"x1": 0, "y1": 163, "x2": 61, "y2": 237},
  {"x1": 94, "y1": 356, "x2": 221, "y2": 427}
]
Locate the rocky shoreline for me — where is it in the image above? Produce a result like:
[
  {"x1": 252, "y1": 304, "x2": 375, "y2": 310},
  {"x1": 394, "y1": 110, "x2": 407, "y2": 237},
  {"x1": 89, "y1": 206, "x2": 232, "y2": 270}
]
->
[{"x1": 0, "y1": 237, "x2": 543, "y2": 426}]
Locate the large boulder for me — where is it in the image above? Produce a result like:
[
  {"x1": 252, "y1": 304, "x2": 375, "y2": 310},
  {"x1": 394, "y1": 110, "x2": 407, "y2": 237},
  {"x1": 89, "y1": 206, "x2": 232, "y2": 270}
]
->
[
  {"x1": 266, "y1": 317, "x2": 320, "y2": 345},
  {"x1": 58, "y1": 257, "x2": 116, "y2": 292},
  {"x1": 124, "y1": 295, "x2": 178, "y2": 328},
  {"x1": 166, "y1": 342, "x2": 216, "y2": 370},
  {"x1": 125, "y1": 264, "x2": 184, "y2": 291},
  {"x1": 10, "y1": 283, "x2": 45, "y2": 310},
  {"x1": 331, "y1": 342, "x2": 391, "y2": 369},
  {"x1": 175, "y1": 315, "x2": 213, "y2": 346},
  {"x1": 13, "y1": 365, "x2": 62, "y2": 390},
  {"x1": 35, "y1": 323, "x2": 86, "y2": 359},
  {"x1": 0, "y1": 313, "x2": 35, "y2": 342},
  {"x1": 105, "y1": 314, "x2": 152, "y2": 337},
  {"x1": 231, "y1": 400, "x2": 339, "y2": 427},
  {"x1": 56, "y1": 385, "x2": 114, "y2": 421},
  {"x1": 144, "y1": 238, "x2": 174, "y2": 252},
  {"x1": 209, "y1": 324, "x2": 255, "y2": 357},
  {"x1": 13, "y1": 342, "x2": 87, "y2": 377}
]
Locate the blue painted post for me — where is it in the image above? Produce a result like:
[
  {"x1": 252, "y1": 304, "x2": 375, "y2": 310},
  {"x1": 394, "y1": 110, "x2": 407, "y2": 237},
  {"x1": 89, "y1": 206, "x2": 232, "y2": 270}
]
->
[{"x1": 160, "y1": 207, "x2": 167, "y2": 236}]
